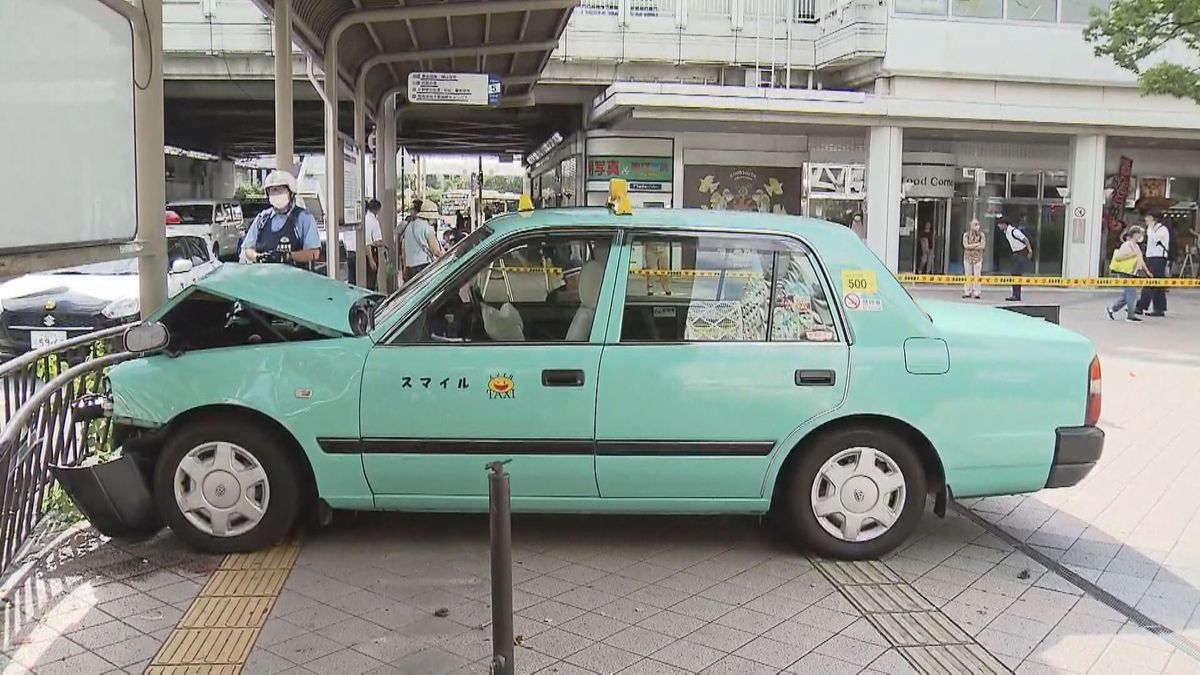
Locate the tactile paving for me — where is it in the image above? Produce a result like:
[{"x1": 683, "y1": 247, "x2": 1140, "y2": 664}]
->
[
  {"x1": 901, "y1": 643, "x2": 1010, "y2": 675},
  {"x1": 812, "y1": 557, "x2": 1012, "y2": 675},
  {"x1": 148, "y1": 540, "x2": 300, "y2": 671}
]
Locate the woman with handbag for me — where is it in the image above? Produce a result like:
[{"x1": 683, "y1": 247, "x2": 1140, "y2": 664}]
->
[
  {"x1": 1106, "y1": 225, "x2": 1151, "y2": 323},
  {"x1": 961, "y1": 218, "x2": 985, "y2": 299}
]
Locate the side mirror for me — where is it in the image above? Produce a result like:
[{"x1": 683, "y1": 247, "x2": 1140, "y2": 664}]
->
[
  {"x1": 123, "y1": 322, "x2": 170, "y2": 353},
  {"x1": 170, "y1": 259, "x2": 194, "y2": 274}
]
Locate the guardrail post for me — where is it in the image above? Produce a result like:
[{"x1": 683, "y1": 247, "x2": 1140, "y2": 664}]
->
[{"x1": 487, "y1": 460, "x2": 514, "y2": 675}]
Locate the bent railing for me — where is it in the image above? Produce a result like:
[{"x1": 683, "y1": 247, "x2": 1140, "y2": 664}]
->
[{"x1": 0, "y1": 327, "x2": 133, "y2": 572}]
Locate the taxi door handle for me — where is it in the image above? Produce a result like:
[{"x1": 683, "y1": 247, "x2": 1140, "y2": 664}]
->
[
  {"x1": 795, "y1": 369, "x2": 835, "y2": 386},
  {"x1": 542, "y1": 369, "x2": 585, "y2": 387}
]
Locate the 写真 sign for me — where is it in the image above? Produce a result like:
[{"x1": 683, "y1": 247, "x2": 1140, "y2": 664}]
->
[
  {"x1": 587, "y1": 156, "x2": 673, "y2": 183},
  {"x1": 407, "y1": 72, "x2": 500, "y2": 106}
]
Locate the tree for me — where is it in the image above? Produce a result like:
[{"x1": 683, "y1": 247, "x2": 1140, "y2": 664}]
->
[{"x1": 1084, "y1": 0, "x2": 1200, "y2": 104}]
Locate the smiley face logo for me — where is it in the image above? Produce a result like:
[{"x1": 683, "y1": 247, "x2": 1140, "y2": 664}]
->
[{"x1": 487, "y1": 374, "x2": 515, "y2": 399}]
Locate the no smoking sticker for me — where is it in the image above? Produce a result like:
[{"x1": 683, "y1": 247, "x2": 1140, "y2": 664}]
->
[{"x1": 843, "y1": 293, "x2": 882, "y2": 312}]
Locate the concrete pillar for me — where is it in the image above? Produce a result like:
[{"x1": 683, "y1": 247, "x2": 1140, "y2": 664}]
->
[
  {"x1": 323, "y1": 37, "x2": 341, "y2": 278},
  {"x1": 273, "y1": 0, "x2": 293, "y2": 172},
  {"x1": 353, "y1": 93, "x2": 367, "y2": 286},
  {"x1": 136, "y1": 0, "x2": 167, "y2": 316},
  {"x1": 865, "y1": 126, "x2": 903, "y2": 271},
  {"x1": 1065, "y1": 134, "x2": 1106, "y2": 278},
  {"x1": 333, "y1": 137, "x2": 345, "y2": 281},
  {"x1": 380, "y1": 94, "x2": 398, "y2": 293}
]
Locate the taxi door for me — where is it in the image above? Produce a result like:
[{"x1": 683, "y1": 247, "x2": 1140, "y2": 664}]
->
[
  {"x1": 358, "y1": 230, "x2": 620, "y2": 502},
  {"x1": 594, "y1": 231, "x2": 850, "y2": 500}
]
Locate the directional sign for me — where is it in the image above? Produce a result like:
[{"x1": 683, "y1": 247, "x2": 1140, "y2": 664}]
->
[{"x1": 407, "y1": 72, "x2": 501, "y2": 106}]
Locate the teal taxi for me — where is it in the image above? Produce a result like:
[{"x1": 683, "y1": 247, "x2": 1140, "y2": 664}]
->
[{"x1": 99, "y1": 185, "x2": 1103, "y2": 560}]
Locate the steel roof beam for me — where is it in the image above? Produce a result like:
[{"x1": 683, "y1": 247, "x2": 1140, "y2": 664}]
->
[{"x1": 323, "y1": 0, "x2": 574, "y2": 277}]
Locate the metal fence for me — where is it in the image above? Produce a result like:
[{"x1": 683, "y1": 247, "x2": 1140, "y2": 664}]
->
[{"x1": 0, "y1": 326, "x2": 133, "y2": 571}]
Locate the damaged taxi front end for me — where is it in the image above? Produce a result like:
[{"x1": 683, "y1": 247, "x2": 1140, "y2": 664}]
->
[{"x1": 53, "y1": 265, "x2": 383, "y2": 538}]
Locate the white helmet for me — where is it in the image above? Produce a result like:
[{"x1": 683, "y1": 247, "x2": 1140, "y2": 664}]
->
[{"x1": 263, "y1": 170, "x2": 298, "y2": 194}]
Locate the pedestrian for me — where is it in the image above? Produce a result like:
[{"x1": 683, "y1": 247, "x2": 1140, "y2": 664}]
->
[
  {"x1": 919, "y1": 223, "x2": 934, "y2": 273},
  {"x1": 962, "y1": 218, "x2": 985, "y2": 299},
  {"x1": 850, "y1": 213, "x2": 866, "y2": 241},
  {"x1": 997, "y1": 216, "x2": 1034, "y2": 301},
  {"x1": 1107, "y1": 225, "x2": 1151, "y2": 322},
  {"x1": 455, "y1": 209, "x2": 468, "y2": 232},
  {"x1": 1134, "y1": 211, "x2": 1170, "y2": 316},
  {"x1": 347, "y1": 199, "x2": 383, "y2": 290},
  {"x1": 399, "y1": 199, "x2": 444, "y2": 282}
]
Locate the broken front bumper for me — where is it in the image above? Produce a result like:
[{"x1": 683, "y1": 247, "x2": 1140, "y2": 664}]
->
[{"x1": 51, "y1": 452, "x2": 161, "y2": 539}]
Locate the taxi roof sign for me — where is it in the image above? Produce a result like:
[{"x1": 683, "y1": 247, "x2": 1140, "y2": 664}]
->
[
  {"x1": 517, "y1": 194, "x2": 534, "y2": 213},
  {"x1": 608, "y1": 179, "x2": 633, "y2": 216}
]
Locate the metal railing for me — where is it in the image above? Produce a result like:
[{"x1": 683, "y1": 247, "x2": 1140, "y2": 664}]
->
[{"x1": 0, "y1": 327, "x2": 134, "y2": 572}]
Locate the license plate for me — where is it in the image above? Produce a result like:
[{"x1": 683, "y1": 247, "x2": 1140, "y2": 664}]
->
[{"x1": 30, "y1": 331, "x2": 68, "y2": 350}]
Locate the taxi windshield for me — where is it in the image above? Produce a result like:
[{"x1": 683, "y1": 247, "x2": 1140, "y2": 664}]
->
[{"x1": 374, "y1": 225, "x2": 493, "y2": 323}]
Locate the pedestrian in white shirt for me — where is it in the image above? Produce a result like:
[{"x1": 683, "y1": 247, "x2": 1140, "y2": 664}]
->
[
  {"x1": 344, "y1": 199, "x2": 384, "y2": 290},
  {"x1": 996, "y1": 216, "x2": 1034, "y2": 301},
  {"x1": 1135, "y1": 211, "x2": 1170, "y2": 316}
]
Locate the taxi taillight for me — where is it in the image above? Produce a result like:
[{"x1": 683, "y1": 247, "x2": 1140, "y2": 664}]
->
[{"x1": 1085, "y1": 356, "x2": 1102, "y2": 426}]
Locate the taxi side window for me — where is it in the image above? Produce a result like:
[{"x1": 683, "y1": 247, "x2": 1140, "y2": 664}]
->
[
  {"x1": 416, "y1": 234, "x2": 614, "y2": 344},
  {"x1": 620, "y1": 234, "x2": 838, "y2": 343}
]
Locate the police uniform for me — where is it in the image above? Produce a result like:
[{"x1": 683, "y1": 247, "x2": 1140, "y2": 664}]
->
[{"x1": 242, "y1": 205, "x2": 321, "y2": 266}]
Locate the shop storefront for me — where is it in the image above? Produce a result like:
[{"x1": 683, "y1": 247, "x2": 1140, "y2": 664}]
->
[
  {"x1": 681, "y1": 164, "x2": 803, "y2": 213},
  {"x1": 803, "y1": 163, "x2": 865, "y2": 225},
  {"x1": 1101, "y1": 160, "x2": 1199, "y2": 276},
  {"x1": 890, "y1": 147, "x2": 1070, "y2": 276},
  {"x1": 585, "y1": 136, "x2": 674, "y2": 208}
]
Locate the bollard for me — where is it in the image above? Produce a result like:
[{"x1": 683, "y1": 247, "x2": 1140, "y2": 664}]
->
[{"x1": 487, "y1": 460, "x2": 515, "y2": 675}]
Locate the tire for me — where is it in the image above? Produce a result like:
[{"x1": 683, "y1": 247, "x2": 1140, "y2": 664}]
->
[
  {"x1": 212, "y1": 242, "x2": 221, "y2": 260},
  {"x1": 154, "y1": 418, "x2": 301, "y2": 553},
  {"x1": 780, "y1": 427, "x2": 925, "y2": 560}
]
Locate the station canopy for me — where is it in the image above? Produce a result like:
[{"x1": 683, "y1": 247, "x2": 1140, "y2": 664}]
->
[{"x1": 192, "y1": 0, "x2": 584, "y2": 156}]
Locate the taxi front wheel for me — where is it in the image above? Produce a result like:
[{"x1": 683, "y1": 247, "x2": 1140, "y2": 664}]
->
[
  {"x1": 782, "y1": 428, "x2": 925, "y2": 560},
  {"x1": 154, "y1": 420, "x2": 301, "y2": 554}
]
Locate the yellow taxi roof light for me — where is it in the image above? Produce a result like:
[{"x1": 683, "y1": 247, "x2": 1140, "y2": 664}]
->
[
  {"x1": 608, "y1": 179, "x2": 633, "y2": 216},
  {"x1": 517, "y1": 194, "x2": 534, "y2": 213}
]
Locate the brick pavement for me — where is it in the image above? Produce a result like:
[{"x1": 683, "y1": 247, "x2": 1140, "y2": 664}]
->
[{"x1": 2, "y1": 287, "x2": 1197, "y2": 674}]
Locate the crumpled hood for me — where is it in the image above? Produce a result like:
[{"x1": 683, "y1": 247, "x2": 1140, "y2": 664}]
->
[
  {"x1": 0, "y1": 274, "x2": 133, "y2": 305},
  {"x1": 159, "y1": 264, "x2": 379, "y2": 335}
]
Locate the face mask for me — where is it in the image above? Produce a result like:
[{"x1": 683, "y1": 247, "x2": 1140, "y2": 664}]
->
[
  {"x1": 269, "y1": 192, "x2": 290, "y2": 210},
  {"x1": 970, "y1": 223, "x2": 979, "y2": 230}
]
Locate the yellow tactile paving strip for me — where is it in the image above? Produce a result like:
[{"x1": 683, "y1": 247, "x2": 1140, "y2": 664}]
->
[{"x1": 145, "y1": 540, "x2": 301, "y2": 675}]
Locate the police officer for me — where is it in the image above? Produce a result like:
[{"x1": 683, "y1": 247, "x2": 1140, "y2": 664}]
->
[{"x1": 241, "y1": 170, "x2": 321, "y2": 267}]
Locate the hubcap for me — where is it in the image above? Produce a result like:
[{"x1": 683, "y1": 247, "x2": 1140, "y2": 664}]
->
[
  {"x1": 811, "y1": 446, "x2": 906, "y2": 543},
  {"x1": 174, "y1": 442, "x2": 269, "y2": 538}
]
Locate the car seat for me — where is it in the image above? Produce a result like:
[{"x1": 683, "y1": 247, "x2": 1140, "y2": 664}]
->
[
  {"x1": 565, "y1": 261, "x2": 605, "y2": 341},
  {"x1": 481, "y1": 301, "x2": 525, "y2": 341}
]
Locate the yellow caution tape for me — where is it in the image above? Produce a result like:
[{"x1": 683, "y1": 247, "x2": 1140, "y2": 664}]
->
[
  {"x1": 488, "y1": 266, "x2": 763, "y2": 279},
  {"x1": 489, "y1": 266, "x2": 1198, "y2": 288},
  {"x1": 898, "y1": 274, "x2": 1200, "y2": 288}
]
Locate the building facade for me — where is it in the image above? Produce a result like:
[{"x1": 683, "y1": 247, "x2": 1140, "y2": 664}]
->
[{"x1": 167, "y1": 0, "x2": 1200, "y2": 276}]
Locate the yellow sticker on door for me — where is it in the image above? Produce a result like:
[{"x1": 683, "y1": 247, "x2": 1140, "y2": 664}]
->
[
  {"x1": 488, "y1": 374, "x2": 516, "y2": 399},
  {"x1": 841, "y1": 270, "x2": 878, "y2": 295}
]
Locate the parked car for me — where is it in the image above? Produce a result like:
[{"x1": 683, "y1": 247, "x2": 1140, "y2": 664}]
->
[
  {"x1": 0, "y1": 232, "x2": 220, "y2": 357},
  {"x1": 166, "y1": 200, "x2": 244, "y2": 261},
  {"x1": 84, "y1": 187, "x2": 1103, "y2": 558}
]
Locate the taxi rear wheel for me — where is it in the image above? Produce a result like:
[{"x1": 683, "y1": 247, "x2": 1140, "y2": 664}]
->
[
  {"x1": 154, "y1": 420, "x2": 300, "y2": 554},
  {"x1": 782, "y1": 428, "x2": 925, "y2": 560}
]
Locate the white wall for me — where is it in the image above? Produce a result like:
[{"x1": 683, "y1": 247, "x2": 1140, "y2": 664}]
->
[{"x1": 884, "y1": 16, "x2": 1199, "y2": 88}]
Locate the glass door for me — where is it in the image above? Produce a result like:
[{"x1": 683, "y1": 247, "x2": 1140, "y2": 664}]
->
[{"x1": 901, "y1": 199, "x2": 950, "y2": 273}]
